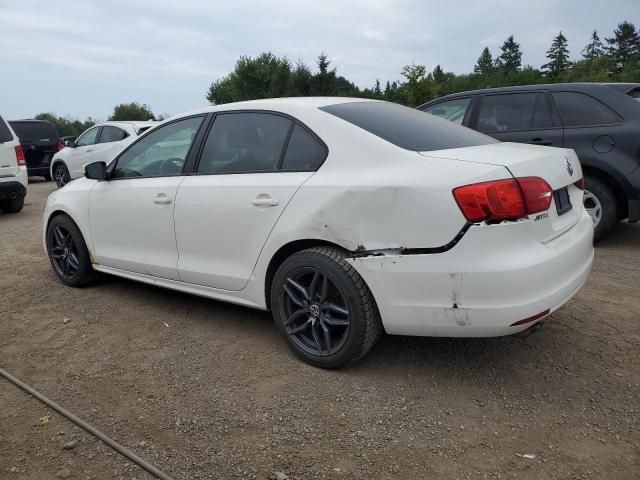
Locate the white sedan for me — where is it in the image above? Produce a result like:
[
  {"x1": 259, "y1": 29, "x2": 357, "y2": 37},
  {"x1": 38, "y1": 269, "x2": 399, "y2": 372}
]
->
[
  {"x1": 50, "y1": 121, "x2": 157, "y2": 188},
  {"x1": 43, "y1": 98, "x2": 594, "y2": 368}
]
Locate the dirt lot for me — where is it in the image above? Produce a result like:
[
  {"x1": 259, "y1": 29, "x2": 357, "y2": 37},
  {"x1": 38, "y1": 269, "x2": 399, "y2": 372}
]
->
[{"x1": 1, "y1": 180, "x2": 638, "y2": 480}]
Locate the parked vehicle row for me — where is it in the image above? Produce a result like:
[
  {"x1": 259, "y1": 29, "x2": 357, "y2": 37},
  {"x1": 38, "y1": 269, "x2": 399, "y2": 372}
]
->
[
  {"x1": 419, "y1": 83, "x2": 640, "y2": 241},
  {"x1": 0, "y1": 115, "x2": 28, "y2": 213},
  {"x1": 43, "y1": 98, "x2": 594, "y2": 368}
]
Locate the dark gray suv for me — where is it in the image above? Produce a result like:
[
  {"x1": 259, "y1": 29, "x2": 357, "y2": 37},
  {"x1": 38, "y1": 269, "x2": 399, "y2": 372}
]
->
[{"x1": 419, "y1": 83, "x2": 640, "y2": 241}]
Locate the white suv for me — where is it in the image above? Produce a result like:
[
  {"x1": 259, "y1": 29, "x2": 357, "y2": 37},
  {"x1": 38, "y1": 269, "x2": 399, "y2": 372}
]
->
[
  {"x1": 51, "y1": 121, "x2": 156, "y2": 188},
  {"x1": 0, "y1": 115, "x2": 28, "y2": 213}
]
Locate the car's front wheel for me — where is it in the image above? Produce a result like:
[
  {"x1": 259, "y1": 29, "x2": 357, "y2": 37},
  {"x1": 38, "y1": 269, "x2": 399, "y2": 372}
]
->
[
  {"x1": 271, "y1": 246, "x2": 383, "y2": 368},
  {"x1": 584, "y1": 175, "x2": 617, "y2": 242},
  {"x1": 46, "y1": 214, "x2": 97, "y2": 286},
  {"x1": 53, "y1": 163, "x2": 71, "y2": 188}
]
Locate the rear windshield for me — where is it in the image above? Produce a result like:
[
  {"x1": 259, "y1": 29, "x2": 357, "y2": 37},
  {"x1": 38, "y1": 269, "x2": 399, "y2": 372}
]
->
[
  {"x1": 9, "y1": 121, "x2": 59, "y2": 143},
  {"x1": 0, "y1": 115, "x2": 13, "y2": 143},
  {"x1": 320, "y1": 101, "x2": 496, "y2": 151}
]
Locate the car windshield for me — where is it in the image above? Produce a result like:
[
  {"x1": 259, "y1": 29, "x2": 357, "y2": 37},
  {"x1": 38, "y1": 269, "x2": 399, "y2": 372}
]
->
[{"x1": 320, "y1": 101, "x2": 496, "y2": 151}]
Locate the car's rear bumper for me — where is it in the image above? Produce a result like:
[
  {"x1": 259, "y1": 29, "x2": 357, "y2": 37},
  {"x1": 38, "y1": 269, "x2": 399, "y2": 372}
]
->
[{"x1": 347, "y1": 210, "x2": 594, "y2": 337}]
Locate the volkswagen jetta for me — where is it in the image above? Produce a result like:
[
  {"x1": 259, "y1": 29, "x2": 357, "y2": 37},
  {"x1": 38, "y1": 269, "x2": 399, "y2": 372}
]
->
[{"x1": 43, "y1": 98, "x2": 594, "y2": 368}]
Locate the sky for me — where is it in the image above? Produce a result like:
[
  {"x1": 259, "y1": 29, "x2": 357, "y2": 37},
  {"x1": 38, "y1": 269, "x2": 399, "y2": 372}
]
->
[{"x1": 0, "y1": 0, "x2": 636, "y2": 120}]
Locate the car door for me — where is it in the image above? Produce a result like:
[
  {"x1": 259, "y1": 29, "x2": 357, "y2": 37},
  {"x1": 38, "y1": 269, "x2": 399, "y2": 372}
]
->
[
  {"x1": 174, "y1": 112, "x2": 326, "y2": 291},
  {"x1": 88, "y1": 116, "x2": 206, "y2": 280},
  {"x1": 470, "y1": 91, "x2": 564, "y2": 146},
  {"x1": 67, "y1": 126, "x2": 101, "y2": 178}
]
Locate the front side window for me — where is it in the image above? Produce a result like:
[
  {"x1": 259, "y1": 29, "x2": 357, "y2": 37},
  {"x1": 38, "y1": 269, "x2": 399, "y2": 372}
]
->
[
  {"x1": 281, "y1": 124, "x2": 327, "y2": 170},
  {"x1": 197, "y1": 113, "x2": 292, "y2": 174},
  {"x1": 476, "y1": 92, "x2": 555, "y2": 133},
  {"x1": 112, "y1": 116, "x2": 204, "y2": 179},
  {"x1": 552, "y1": 91, "x2": 622, "y2": 126},
  {"x1": 99, "y1": 126, "x2": 127, "y2": 143},
  {"x1": 422, "y1": 98, "x2": 471, "y2": 125},
  {"x1": 76, "y1": 127, "x2": 100, "y2": 147}
]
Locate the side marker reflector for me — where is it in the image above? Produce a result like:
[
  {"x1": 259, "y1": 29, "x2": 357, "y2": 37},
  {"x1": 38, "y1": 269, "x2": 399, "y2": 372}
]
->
[{"x1": 510, "y1": 309, "x2": 550, "y2": 327}]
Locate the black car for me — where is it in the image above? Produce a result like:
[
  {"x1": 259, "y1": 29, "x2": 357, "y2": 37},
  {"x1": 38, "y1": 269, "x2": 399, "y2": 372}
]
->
[
  {"x1": 8, "y1": 120, "x2": 63, "y2": 180},
  {"x1": 419, "y1": 83, "x2": 640, "y2": 240}
]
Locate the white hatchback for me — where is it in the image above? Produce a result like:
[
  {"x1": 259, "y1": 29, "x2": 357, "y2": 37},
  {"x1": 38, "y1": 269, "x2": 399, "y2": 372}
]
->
[
  {"x1": 43, "y1": 98, "x2": 594, "y2": 368},
  {"x1": 51, "y1": 121, "x2": 156, "y2": 188}
]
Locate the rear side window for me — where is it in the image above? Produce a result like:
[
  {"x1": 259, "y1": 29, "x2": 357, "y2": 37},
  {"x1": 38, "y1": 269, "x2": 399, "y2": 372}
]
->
[
  {"x1": 197, "y1": 113, "x2": 292, "y2": 174},
  {"x1": 476, "y1": 92, "x2": 556, "y2": 133},
  {"x1": 9, "y1": 121, "x2": 59, "y2": 142},
  {"x1": 552, "y1": 92, "x2": 622, "y2": 126},
  {"x1": 281, "y1": 124, "x2": 326, "y2": 171},
  {"x1": 0, "y1": 116, "x2": 13, "y2": 143},
  {"x1": 422, "y1": 98, "x2": 471, "y2": 125},
  {"x1": 320, "y1": 101, "x2": 495, "y2": 152},
  {"x1": 99, "y1": 126, "x2": 127, "y2": 143}
]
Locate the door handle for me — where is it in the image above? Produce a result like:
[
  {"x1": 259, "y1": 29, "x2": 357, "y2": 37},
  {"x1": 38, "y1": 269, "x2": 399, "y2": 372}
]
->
[
  {"x1": 530, "y1": 138, "x2": 552, "y2": 146},
  {"x1": 86, "y1": 148, "x2": 94, "y2": 152},
  {"x1": 252, "y1": 197, "x2": 279, "y2": 207},
  {"x1": 153, "y1": 194, "x2": 172, "y2": 205}
]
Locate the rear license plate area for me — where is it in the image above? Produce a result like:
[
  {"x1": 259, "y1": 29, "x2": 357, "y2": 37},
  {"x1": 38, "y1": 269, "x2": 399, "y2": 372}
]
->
[{"x1": 553, "y1": 187, "x2": 572, "y2": 216}]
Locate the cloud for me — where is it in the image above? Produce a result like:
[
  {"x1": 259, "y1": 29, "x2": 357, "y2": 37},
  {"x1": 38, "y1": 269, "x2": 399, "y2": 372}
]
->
[{"x1": 0, "y1": 0, "x2": 634, "y2": 119}]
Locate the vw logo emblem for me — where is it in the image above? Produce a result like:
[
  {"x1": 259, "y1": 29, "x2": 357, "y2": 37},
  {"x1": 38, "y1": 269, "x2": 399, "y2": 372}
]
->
[
  {"x1": 565, "y1": 157, "x2": 574, "y2": 176},
  {"x1": 310, "y1": 304, "x2": 320, "y2": 317}
]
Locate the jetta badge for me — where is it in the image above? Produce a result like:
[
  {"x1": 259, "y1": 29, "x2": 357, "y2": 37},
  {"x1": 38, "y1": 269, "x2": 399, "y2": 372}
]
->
[{"x1": 565, "y1": 157, "x2": 574, "y2": 176}]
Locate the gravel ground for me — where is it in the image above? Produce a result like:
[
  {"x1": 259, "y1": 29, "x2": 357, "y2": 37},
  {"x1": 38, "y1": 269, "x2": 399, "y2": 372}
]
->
[{"x1": 1, "y1": 180, "x2": 638, "y2": 480}]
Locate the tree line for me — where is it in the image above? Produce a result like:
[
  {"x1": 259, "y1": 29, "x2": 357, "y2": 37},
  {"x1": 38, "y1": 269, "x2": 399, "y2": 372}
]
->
[
  {"x1": 33, "y1": 102, "x2": 157, "y2": 137},
  {"x1": 207, "y1": 20, "x2": 640, "y2": 107}
]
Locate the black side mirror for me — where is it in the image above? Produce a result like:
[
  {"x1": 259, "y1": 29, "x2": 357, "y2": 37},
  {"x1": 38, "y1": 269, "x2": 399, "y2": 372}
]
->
[
  {"x1": 84, "y1": 161, "x2": 107, "y2": 181},
  {"x1": 65, "y1": 140, "x2": 76, "y2": 148}
]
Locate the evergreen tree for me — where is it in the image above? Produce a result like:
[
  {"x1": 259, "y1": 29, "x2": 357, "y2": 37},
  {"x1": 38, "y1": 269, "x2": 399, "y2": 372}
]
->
[
  {"x1": 432, "y1": 65, "x2": 445, "y2": 83},
  {"x1": 497, "y1": 35, "x2": 522, "y2": 73},
  {"x1": 373, "y1": 79, "x2": 382, "y2": 98},
  {"x1": 312, "y1": 52, "x2": 338, "y2": 95},
  {"x1": 474, "y1": 47, "x2": 494, "y2": 75},
  {"x1": 543, "y1": 31, "x2": 571, "y2": 77},
  {"x1": 582, "y1": 30, "x2": 605, "y2": 61},
  {"x1": 606, "y1": 21, "x2": 640, "y2": 72}
]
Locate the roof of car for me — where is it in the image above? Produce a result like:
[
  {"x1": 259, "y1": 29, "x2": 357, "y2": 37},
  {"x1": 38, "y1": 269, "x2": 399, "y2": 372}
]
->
[
  {"x1": 9, "y1": 119, "x2": 55, "y2": 124},
  {"x1": 99, "y1": 120, "x2": 157, "y2": 127},
  {"x1": 176, "y1": 97, "x2": 379, "y2": 119},
  {"x1": 419, "y1": 82, "x2": 640, "y2": 107}
]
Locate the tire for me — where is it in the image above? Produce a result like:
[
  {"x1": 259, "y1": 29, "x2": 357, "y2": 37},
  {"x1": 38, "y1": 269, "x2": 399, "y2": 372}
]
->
[
  {"x1": 271, "y1": 246, "x2": 383, "y2": 368},
  {"x1": 53, "y1": 163, "x2": 71, "y2": 188},
  {"x1": 584, "y1": 175, "x2": 617, "y2": 242},
  {"x1": 0, "y1": 197, "x2": 24, "y2": 213},
  {"x1": 46, "y1": 214, "x2": 97, "y2": 287},
  {"x1": 43, "y1": 174, "x2": 52, "y2": 181}
]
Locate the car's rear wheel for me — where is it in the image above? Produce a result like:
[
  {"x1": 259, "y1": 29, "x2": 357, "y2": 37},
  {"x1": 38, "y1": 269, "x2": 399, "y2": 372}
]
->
[
  {"x1": 54, "y1": 163, "x2": 70, "y2": 188},
  {"x1": 46, "y1": 214, "x2": 97, "y2": 286},
  {"x1": 584, "y1": 175, "x2": 617, "y2": 242},
  {"x1": 271, "y1": 246, "x2": 383, "y2": 368},
  {"x1": 0, "y1": 197, "x2": 24, "y2": 213}
]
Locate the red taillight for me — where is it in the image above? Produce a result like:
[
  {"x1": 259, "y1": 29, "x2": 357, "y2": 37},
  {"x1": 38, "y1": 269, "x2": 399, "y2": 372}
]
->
[
  {"x1": 518, "y1": 177, "x2": 553, "y2": 214},
  {"x1": 574, "y1": 177, "x2": 584, "y2": 190},
  {"x1": 453, "y1": 177, "x2": 552, "y2": 223},
  {"x1": 57, "y1": 140, "x2": 64, "y2": 151},
  {"x1": 14, "y1": 145, "x2": 26, "y2": 167}
]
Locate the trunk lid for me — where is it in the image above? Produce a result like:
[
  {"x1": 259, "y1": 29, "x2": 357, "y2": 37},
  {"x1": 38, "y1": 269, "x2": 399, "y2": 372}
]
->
[
  {"x1": 9, "y1": 121, "x2": 60, "y2": 170},
  {"x1": 421, "y1": 142, "x2": 585, "y2": 242}
]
